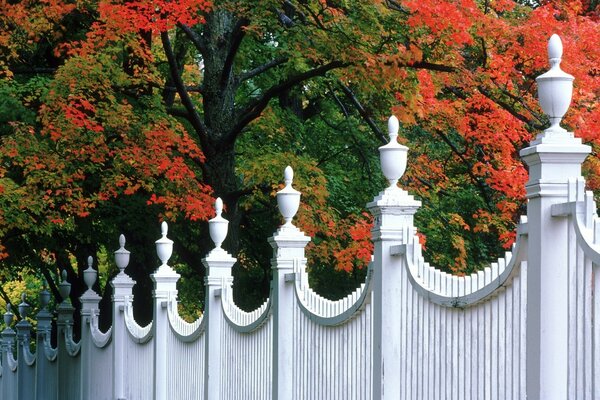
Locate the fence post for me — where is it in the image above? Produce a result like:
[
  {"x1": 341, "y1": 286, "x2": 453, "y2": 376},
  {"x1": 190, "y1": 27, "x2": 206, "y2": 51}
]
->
[
  {"x1": 151, "y1": 222, "x2": 180, "y2": 400},
  {"x1": 56, "y1": 270, "x2": 80, "y2": 400},
  {"x1": 15, "y1": 294, "x2": 33, "y2": 400},
  {"x1": 111, "y1": 234, "x2": 133, "y2": 400},
  {"x1": 80, "y1": 257, "x2": 101, "y2": 400},
  {"x1": 1, "y1": 304, "x2": 16, "y2": 399},
  {"x1": 368, "y1": 116, "x2": 420, "y2": 399},
  {"x1": 519, "y1": 34, "x2": 591, "y2": 400},
  {"x1": 269, "y1": 167, "x2": 310, "y2": 400},
  {"x1": 35, "y1": 289, "x2": 55, "y2": 400},
  {"x1": 202, "y1": 198, "x2": 236, "y2": 400}
]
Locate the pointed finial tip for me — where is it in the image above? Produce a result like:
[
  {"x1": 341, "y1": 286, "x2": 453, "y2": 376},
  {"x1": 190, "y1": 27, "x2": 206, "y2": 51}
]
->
[
  {"x1": 215, "y1": 197, "x2": 223, "y2": 216},
  {"x1": 6, "y1": 303, "x2": 10, "y2": 313},
  {"x1": 388, "y1": 115, "x2": 399, "y2": 136},
  {"x1": 21, "y1": 293, "x2": 26, "y2": 302},
  {"x1": 119, "y1": 234, "x2": 126, "y2": 248},
  {"x1": 284, "y1": 166, "x2": 293, "y2": 183},
  {"x1": 548, "y1": 34, "x2": 563, "y2": 60},
  {"x1": 161, "y1": 221, "x2": 168, "y2": 236},
  {"x1": 61, "y1": 269, "x2": 67, "y2": 281},
  {"x1": 87, "y1": 256, "x2": 93, "y2": 269}
]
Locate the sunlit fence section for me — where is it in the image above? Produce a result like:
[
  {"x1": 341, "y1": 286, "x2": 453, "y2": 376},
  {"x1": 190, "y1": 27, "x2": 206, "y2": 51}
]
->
[{"x1": 1, "y1": 35, "x2": 599, "y2": 400}]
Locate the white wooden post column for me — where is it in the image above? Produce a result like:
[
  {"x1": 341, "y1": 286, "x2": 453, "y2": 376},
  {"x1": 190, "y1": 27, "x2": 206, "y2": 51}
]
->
[
  {"x1": 269, "y1": 166, "x2": 310, "y2": 400},
  {"x1": 520, "y1": 34, "x2": 590, "y2": 400},
  {"x1": 79, "y1": 257, "x2": 101, "y2": 400},
  {"x1": 111, "y1": 234, "x2": 133, "y2": 400},
  {"x1": 151, "y1": 222, "x2": 180, "y2": 400},
  {"x1": 1, "y1": 305, "x2": 16, "y2": 400},
  {"x1": 202, "y1": 198, "x2": 235, "y2": 400},
  {"x1": 56, "y1": 270, "x2": 81, "y2": 400},
  {"x1": 35, "y1": 289, "x2": 55, "y2": 400},
  {"x1": 15, "y1": 294, "x2": 34, "y2": 400},
  {"x1": 368, "y1": 116, "x2": 420, "y2": 399}
]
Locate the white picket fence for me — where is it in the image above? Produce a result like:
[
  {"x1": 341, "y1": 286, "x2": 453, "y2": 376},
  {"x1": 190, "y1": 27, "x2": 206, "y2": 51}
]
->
[{"x1": 1, "y1": 35, "x2": 599, "y2": 400}]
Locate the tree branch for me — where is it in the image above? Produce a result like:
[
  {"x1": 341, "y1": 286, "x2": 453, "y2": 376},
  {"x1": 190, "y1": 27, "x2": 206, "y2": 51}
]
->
[
  {"x1": 177, "y1": 23, "x2": 207, "y2": 55},
  {"x1": 339, "y1": 83, "x2": 387, "y2": 144},
  {"x1": 237, "y1": 57, "x2": 289, "y2": 84},
  {"x1": 231, "y1": 60, "x2": 349, "y2": 141},
  {"x1": 404, "y1": 61, "x2": 457, "y2": 73},
  {"x1": 221, "y1": 18, "x2": 250, "y2": 87},
  {"x1": 161, "y1": 31, "x2": 210, "y2": 149}
]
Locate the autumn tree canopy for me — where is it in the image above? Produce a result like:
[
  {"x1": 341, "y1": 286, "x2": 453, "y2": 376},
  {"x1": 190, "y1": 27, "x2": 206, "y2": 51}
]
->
[{"x1": 0, "y1": 0, "x2": 598, "y2": 318}]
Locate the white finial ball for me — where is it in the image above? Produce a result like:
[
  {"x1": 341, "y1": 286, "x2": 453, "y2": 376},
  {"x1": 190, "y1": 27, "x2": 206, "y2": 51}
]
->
[
  {"x1": 548, "y1": 34, "x2": 563, "y2": 60},
  {"x1": 119, "y1": 234, "x2": 126, "y2": 248},
  {"x1": 215, "y1": 197, "x2": 223, "y2": 216},
  {"x1": 284, "y1": 166, "x2": 294, "y2": 185},
  {"x1": 87, "y1": 256, "x2": 93, "y2": 269},
  {"x1": 161, "y1": 221, "x2": 168, "y2": 236},
  {"x1": 388, "y1": 115, "x2": 399, "y2": 136}
]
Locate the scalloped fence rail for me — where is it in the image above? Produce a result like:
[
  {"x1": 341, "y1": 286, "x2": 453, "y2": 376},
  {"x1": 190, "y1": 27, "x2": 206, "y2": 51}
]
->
[{"x1": 1, "y1": 34, "x2": 600, "y2": 400}]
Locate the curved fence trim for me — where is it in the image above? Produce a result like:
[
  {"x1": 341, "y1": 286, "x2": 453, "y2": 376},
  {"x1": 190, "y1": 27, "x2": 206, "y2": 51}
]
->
[
  {"x1": 221, "y1": 286, "x2": 271, "y2": 333},
  {"x1": 21, "y1": 342, "x2": 36, "y2": 367},
  {"x1": 89, "y1": 316, "x2": 112, "y2": 348},
  {"x1": 40, "y1": 331, "x2": 57, "y2": 362},
  {"x1": 294, "y1": 262, "x2": 374, "y2": 326},
  {"x1": 395, "y1": 219, "x2": 528, "y2": 308},
  {"x1": 123, "y1": 299, "x2": 153, "y2": 343},
  {"x1": 167, "y1": 300, "x2": 204, "y2": 341},
  {"x1": 62, "y1": 325, "x2": 81, "y2": 357}
]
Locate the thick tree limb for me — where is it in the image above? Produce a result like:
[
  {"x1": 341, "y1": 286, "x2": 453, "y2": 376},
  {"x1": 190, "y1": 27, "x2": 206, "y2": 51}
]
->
[
  {"x1": 221, "y1": 17, "x2": 250, "y2": 87},
  {"x1": 230, "y1": 60, "x2": 349, "y2": 141},
  {"x1": 237, "y1": 57, "x2": 289, "y2": 84},
  {"x1": 339, "y1": 83, "x2": 387, "y2": 144},
  {"x1": 161, "y1": 31, "x2": 210, "y2": 149},
  {"x1": 177, "y1": 23, "x2": 207, "y2": 55},
  {"x1": 404, "y1": 61, "x2": 457, "y2": 73}
]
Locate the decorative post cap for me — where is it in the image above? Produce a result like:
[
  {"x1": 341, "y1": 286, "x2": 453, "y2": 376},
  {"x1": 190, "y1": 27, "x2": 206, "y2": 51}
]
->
[
  {"x1": 379, "y1": 115, "x2": 408, "y2": 190},
  {"x1": 3, "y1": 303, "x2": 13, "y2": 327},
  {"x1": 83, "y1": 256, "x2": 97, "y2": 292},
  {"x1": 39, "y1": 286, "x2": 51, "y2": 311},
  {"x1": 209, "y1": 197, "x2": 229, "y2": 249},
  {"x1": 58, "y1": 270, "x2": 71, "y2": 303},
  {"x1": 18, "y1": 293, "x2": 30, "y2": 320},
  {"x1": 536, "y1": 34, "x2": 574, "y2": 134},
  {"x1": 114, "y1": 234, "x2": 131, "y2": 274},
  {"x1": 276, "y1": 166, "x2": 301, "y2": 227},
  {"x1": 155, "y1": 221, "x2": 174, "y2": 268}
]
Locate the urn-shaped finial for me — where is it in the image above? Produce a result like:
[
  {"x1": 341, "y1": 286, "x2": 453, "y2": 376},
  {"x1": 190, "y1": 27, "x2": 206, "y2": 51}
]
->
[
  {"x1": 209, "y1": 197, "x2": 229, "y2": 249},
  {"x1": 114, "y1": 234, "x2": 130, "y2": 274},
  {"x1": 155, "y1": 221, "x2": 173, "y2": 266},
  {"x1": 379, "y1": 115, "x2": 408, "y2": 189},
  {"x1": 58, "y1": 270, "x2": 71, "y2": 302},
  {"x1": 83, "y1": 256, "x2": 97, "y2": 291},
  {"x1": 18, "y1": 293, "x2": 30, "y2": 320},
  {"x1": 3, "y1": 303, "x2": 13, "y2": 327},
  {"x1": 39, "y1": 287, "x2": 51, "y2": 310},
  {"x1": 536, "y1": 34, "x2": 574, "y2": 133},
  {"x1": 276, "y1": 166, "x2": 301, "y2": 227}
]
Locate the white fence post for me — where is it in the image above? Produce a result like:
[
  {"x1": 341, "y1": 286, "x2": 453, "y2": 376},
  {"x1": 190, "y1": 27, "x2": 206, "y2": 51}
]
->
[
  {"x1": 35, "y1": 289, "x2": 55, "y2": 400},
  {"x1": 15, "y1": 295, "x2": 34, "y2": 400},
  {"x1": 80, "y1": 257, "x2": 101, "y2": 400},
  {"x1": 56, "y1": 271, "x2": 80, "y2": 400},
  {"x1": 519, "y1": 34, "x2": 591, "y2": 400},
  {"x1": 269, "y1": 167, "x2": 310, "y2": 400},
  {"x1": 151, "y1": 222, "x2": 180, "y2": 400},
  {"x1": 1, "y1": 305, "x2": 16, "y2": 399},
  {"x1": 111, "y1": 234, "x2": 134, "y2": 400},
  {"x1": 202, "y1": 198, "x2": 236, "y2": 400},
  {"x1": 368, "y1": 116, "x2": 420, "y2": 399}
]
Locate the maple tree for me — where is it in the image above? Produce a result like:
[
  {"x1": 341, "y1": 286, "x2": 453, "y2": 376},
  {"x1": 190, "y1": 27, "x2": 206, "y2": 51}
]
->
[{"x1": 0, "y1": 0, "x2": 598, "y2": 318}]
